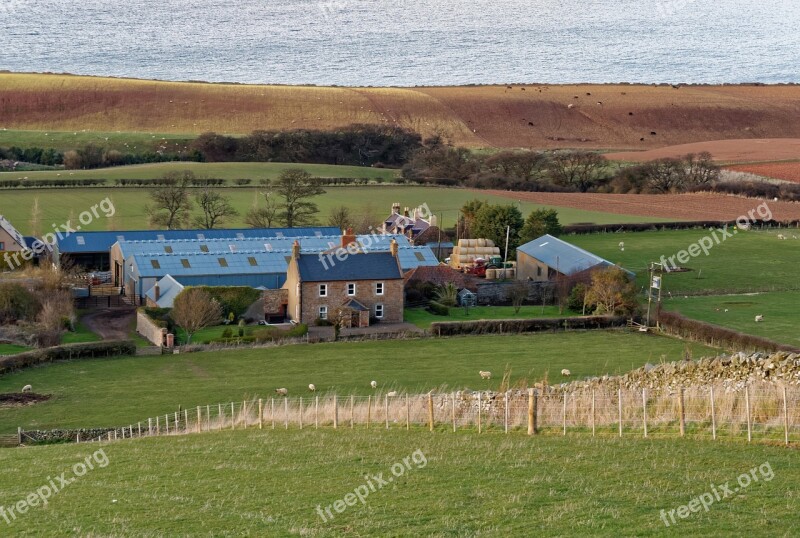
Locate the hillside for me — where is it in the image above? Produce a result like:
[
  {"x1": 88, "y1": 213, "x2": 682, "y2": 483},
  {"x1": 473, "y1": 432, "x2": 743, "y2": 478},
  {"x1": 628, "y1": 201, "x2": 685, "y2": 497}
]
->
[{"x1": 4, "y1": 73, "x2": 800, "y2": 152}]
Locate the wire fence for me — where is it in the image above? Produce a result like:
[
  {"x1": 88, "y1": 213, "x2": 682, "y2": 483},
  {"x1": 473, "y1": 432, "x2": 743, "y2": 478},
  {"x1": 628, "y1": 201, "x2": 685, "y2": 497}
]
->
[{"x1": 73, "y1": 382, "x2": 800, "y2": 446}]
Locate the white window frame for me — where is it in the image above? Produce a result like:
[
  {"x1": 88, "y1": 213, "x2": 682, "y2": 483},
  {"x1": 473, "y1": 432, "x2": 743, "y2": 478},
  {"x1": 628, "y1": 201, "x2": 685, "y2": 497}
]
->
[
  {"x1": 319, "y1": 284, "x2": 327, "y2": 297},
  {"x1": 374, "y1": 304, "x2": 384, "y2": 319},
  {"x1": 375, "y1": 282, "x2": 384, "y2": 296},
  {"x1": 319, "y1": 306, "x2": 328, "y2": 320},
  {"x1": 347, "y1": 282, "x2": 356, "y2": 296}
]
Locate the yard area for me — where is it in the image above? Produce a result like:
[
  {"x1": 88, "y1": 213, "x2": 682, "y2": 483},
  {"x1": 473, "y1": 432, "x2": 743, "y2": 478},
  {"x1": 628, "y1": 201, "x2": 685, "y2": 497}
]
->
[
  {"x1": 0, "y1": 331, "x2": 716, "y2": 433},
  {"x1": 0, "y1": 343, "x2": 30, "y2": 355},
  {"x1": 404, "y1": 305, "x2": 566, "y2": 329}
]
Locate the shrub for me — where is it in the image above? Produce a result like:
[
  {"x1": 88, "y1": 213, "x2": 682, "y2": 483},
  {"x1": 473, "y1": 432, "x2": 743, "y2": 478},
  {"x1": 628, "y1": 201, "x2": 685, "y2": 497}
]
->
[
  {"x1": 0, "y1": 283, "x2": 41, "y2": 323},
  {"x1": 221, "y1": 327, "x2": 233, "y2": 338},
  {"x1": 0, "y1": 340, "x2": 137, "y2": 376},
  {"x1": 430, "y1": 316, "x2": 625, "y2": 336},
  {"x1": 198, "y1": 287, "x2": 262, "y2": 317},
  {"x1": 428, "y1": 301, "x2": 450, "y2": 316}
]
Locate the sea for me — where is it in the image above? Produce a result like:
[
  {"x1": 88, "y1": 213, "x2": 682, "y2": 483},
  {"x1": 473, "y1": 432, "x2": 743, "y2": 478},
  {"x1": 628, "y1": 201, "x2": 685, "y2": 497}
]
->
[{"x1": 1, "y1": 0, "x2": 799, "y2": 86}]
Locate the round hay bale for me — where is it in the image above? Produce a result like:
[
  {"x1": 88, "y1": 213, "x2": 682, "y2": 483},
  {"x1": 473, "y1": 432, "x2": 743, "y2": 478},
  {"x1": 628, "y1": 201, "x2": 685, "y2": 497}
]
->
[{"x1": 485, "y1": 269, "x2": 497, "y2": 280}]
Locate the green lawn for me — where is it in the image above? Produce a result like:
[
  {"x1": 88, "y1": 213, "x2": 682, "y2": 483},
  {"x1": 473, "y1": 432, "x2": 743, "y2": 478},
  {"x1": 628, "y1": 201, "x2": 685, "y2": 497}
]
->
[
  {"x1": 0, "y1": 430, "x2": 795, "y2": 536},
  {"x1": 404, "y1": 305, "x2": 566, "y2": 329},
  {"x1": 663, "y1": 291, "x2": 800, "y2": 347},
  {"x1": 569, "y1": 228, "x2": 800, "y2": 295},
  {"x1": 0, "y1": 343, "x2": 30, "y2": 355},
  {"x1": 0, "y1": 186, "x2": 673, "y2": 236},
  {"x1": 0, "y1": 161, "x2": 400, "y2": 182},
  {"x1": 0, "y1": 332, "x2": 716, "y2": 433},
  {"x1": 60, "y1": 320, "x2": 102, "y2": 345}
]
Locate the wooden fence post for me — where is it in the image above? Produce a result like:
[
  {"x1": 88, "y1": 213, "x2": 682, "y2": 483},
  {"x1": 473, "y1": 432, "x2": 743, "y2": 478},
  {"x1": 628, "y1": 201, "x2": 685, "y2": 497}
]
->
[
  {"x1": 299, "y1": 397, "x2": 304, "y2": 429},
  {"x1": 315, "y1": 396, "x2": 319, "y2": 429},
  {"x1": 367, "y1": 395, "x2": 372, "y2": 429},
  {"x1": 334, "y1": 395, "x2": 339, "y2": 429},
  {"x1": 710, "y1": 386, "x2": 716, "y2": 441},
  {"x1": 206, "y1": 405, "x2": 210, "y2": 432},
  {"x1": 562, "y1": 392, "x2": 567, "y2": 436},
  {"x1": 258, "y1": 399, "x2": 263, "y2": 430},
  {"x1": 17, "y1": 427, "x2": 22, "y2": 446},
  {"x1": 504, "y1": 392, "x2": 510, "y2": 434},
  {"x1": 591, "y1": 389, "x2": 596, "y2": 437},
  {"x1": 642, "y1": 389, "x2": 648, "y2": 438},
  {"x1": 241, "y1": 401, "x2": 246, "y2": 429},
  {"x1": 678, "y1": 387, "x2": 686, "y2": 437},
  {"x1": 405, "y1": 394, "x2": 409, "y2": 430},
  {"x1": 270, "y1": 399, "x2": 274, "y2": 430},
  {"x1": 451, "y1": 393, "x2": 456, "y2": 433},
  {"x1": 218, "y1": 404, "x2": 223, "y2": 432},
  {"x1": 618, "y1": 388, "x2": 623, "y2": 438},
  {"x1": 284, "y1": 398, "x2": 289, "y2": 430},
  {"x1": 428, "y1": 392, "x2": 434, "y2": 432},
  {"x1": 138, "y1": 422, "x2": 142, "y2": 437},
  {"x1": 527, "y1": 389, "x2": 535, "y2": 436},
  {"x1": 351, "y1": 395, "x2": 355, "y2": 429},
  {"x1": 175, "y1": 412, "x2": 179, "y2": 431},
  {"x1": 156, "y1": 415, "x2": 160, "y2": 434},
  {"x1": 783, "y1": 386, "x2": 790, "y2": 446},
  {"x1": 745, "y1": 386, "x2": 752, "y2": 443},
  {"x1": 231, "y1": 402, "x2": 235, "y2": 431},
  {"x1": 385, "y1": 395, "x2": 390, "y2": 430},
  {"x1": 165, "y1": 414, "x2": 170, "y2": 434},
  {"x1": 477, "y1": 392, "x2": 482, "y2": 434},
  {"x1": 148, "y1": 418, "x2": 152, "y2": 436}
]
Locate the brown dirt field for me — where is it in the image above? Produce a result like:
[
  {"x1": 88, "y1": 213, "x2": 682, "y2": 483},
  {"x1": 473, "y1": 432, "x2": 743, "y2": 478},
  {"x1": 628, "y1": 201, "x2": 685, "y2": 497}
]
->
[
  {"x1": 480, "y1": 190, "x2": 800, "y2": 221},
  {"x1": 0, "y1": 392, "x2": 51, "y2": 408},
  {"x1": 80, "y1": 307, "x2": 136, "y2": 340},
  {"x1": 4, "y1": 74, "x2": 800, "y2": 150},
  {"x1": 606, "y1": 139, "x2": 800, "y2": 163},
  {"x1": 727, "y1": 162, "x2": 800, "y2": 183}
]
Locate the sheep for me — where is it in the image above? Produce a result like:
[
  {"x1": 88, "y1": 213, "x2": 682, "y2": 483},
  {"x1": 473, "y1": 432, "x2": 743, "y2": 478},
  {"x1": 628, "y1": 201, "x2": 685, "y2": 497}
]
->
[
  {"x1": 479, "y1": 370, "x2": 492, "y2": 380},
  {"x1": 618, "y1": 241, "x2": 625, "y2": 249},
  {"x1": 777, "y1": 234, "x2": 786, "y2": 240},
  {"x1": 370, "y1": 380, "x2": 378, "y2": 389},
  {"x1": 755, "y1": 315, "x2": 764, "y2": 322},
  {"x1": 22, "y1": 384, "x2": 32, "y2": 393},
  {"x1": 567, "y1": 104, "x2": 575, "y2": 109},
  {"x1": 275, "y1": 388, "x2": 288, "y2": 396},
  {"x1": 308, "y1": 384, "x2": 316, "y2": 392},
  {"x1": 387, "y1": 391, "x2": 398, "y2": 398},
  {"x1": 561, "y1": 369, "x2": 571, "y2": 377}
]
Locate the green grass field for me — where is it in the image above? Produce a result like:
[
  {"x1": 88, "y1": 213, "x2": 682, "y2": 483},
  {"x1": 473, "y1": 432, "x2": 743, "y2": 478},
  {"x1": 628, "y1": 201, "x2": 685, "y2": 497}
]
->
[
  {"x1": 0, "y1": 430, "x2": 795, "y2": 536},
  {"x1": 404, "y1": 305, "x2": 566, "y2": 329},
  {"x1": 0, "y1": 343, "x2": 29, "y2": 355},
  {"x1": 0, "y1": 332, "x2": 716, "y2": 433},
  {"x1": 569, "y1": 228, "x2": 800, "y2": 295},
  {"x1": 0, "y1": 161, "x2": 400, "y2": 182},
  {"x1": 0, "y1": 186, "x2": 668, "y2": 235},
  {"x1": 0, "y1": 129, "x2": 193, "y2": 153},
  {"x1": 663, "y1": 291, "x2": 800, "y2": 347}
]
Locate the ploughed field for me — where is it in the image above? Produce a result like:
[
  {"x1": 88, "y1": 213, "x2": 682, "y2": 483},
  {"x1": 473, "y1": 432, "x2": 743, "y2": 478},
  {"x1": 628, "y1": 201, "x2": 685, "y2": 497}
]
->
[{"x1": 728, "y1": 161, "x2": 800, "y2": 183}]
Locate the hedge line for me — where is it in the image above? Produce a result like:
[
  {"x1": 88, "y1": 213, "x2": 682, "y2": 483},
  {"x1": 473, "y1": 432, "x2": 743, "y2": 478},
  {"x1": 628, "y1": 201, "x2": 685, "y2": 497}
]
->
[
  {"x1": 430, "y1": 315, "x2": 626, "y2": 336},
  {"x1": 563, "y1": 219, "x2": 800, "y2": 235},
  {"x1": 656, "y1": 310, "x2": 800, "y2": 353},
  {"x1": 0, "y1": 179, "x2": 107, "y2": 188},
  {"x1": 0, "y1": 340, "x2": 137, "y2": 377}
]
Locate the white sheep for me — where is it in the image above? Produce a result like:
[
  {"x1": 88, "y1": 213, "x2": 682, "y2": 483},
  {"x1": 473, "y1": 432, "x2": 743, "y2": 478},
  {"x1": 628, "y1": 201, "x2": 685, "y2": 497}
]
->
[
  {"x1": 777, "y1": 234, "x2": 786, "y2": 240},
  {"x1": 561, "y1": 369, "x2": 571, "y2": 377},
  {"x1": 275, "y1": 388, "x2": 288, "y2": 396},
  {"x1": 755, "y1": 315, "x2": 764, "y2": 322},
  {"x1": 370, "y1": 380, "x2": 378, "y2": 389},
  {"x1": 619, "y1": 241, "x2": 625, "y2": 249},
  {"x1": 567, "y1": 104, "x2": 575, "y2": 109},
  {"x1": 387, "y1": 391, "x2": 398, "y2": 397},
  {"x1": 308, "y1": 384, "x2": 316, "y2": 392},
  {"x1": 22, "y1": 384, "x2": 32, "y2": 393},
  {"x1": 479, "y1": 370, "x2": 492, "y2": 380}
]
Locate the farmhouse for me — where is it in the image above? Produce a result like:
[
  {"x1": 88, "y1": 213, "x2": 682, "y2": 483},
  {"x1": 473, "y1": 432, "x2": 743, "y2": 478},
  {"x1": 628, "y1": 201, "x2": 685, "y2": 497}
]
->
[
  {"x1": 286, "y1": 235, "x2": 405, "y2": 327},
  {"x1": 144, "y1": 274, "x2": 185, "y2": 308},
  {"x1": 516, "y1": 234, "x2": 629, "y2": 282}
]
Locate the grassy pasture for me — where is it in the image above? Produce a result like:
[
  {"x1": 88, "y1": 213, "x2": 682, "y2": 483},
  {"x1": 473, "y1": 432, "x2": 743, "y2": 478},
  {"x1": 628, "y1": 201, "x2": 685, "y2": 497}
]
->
[
  {"x1": 663, "y1": 291, "x2": 800, "y2": 347},
  {"x1": 0, "y1": 343, "x2": 29, "y2": 355},
  {"x1": 0, "y1": 430, "x2": 795, "y2": 536},
  {"x1": 0, "y1": 129, "x2": 192, "y2": 153},
  {"x1": 0, "y1": 332, "x2": 716, "y2": 433},
  {"x1": 404, "y1": 305, "x2": 565, "y2": 329},
  {"x1": 569, "y1": 228, "x2": 800, "y2": 295},
  {"x1": 0, "y1": 186, "x2": 667, "y2": 236},
  {"x1": 0, "y1": 161, "x2": 401, "y2": 182}
]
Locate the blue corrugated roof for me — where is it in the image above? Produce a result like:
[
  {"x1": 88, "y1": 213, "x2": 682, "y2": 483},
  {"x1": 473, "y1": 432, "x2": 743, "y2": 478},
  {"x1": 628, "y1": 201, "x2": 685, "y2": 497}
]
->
[
  {"x1": 517, "y1": 235, "x2": 624, "y2": 276},
  {"x1": 58, "y1": 226, "x2": 340, "y2": 253},
  {"x1": 297, "y1": 252, "x2": 402, "y2": 282},
  {"x1": 144, "y1": 275, "x2": 185, "y2": 308}
]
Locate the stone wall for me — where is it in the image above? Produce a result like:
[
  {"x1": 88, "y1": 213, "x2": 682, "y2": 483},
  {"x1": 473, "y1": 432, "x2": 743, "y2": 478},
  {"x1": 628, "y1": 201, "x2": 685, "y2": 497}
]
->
[
  {"x1": 136, "y1": 310, "x2": 167, "y2": 347},
  {"x1": 476, "y1": 280, "x2": 553, "y2": 305}
]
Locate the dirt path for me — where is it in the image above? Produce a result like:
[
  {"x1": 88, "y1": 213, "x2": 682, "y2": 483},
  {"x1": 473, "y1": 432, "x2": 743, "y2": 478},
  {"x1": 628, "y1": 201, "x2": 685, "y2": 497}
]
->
[{"x1": 80, "y1": 307, "x2": 136, "y2": 340}]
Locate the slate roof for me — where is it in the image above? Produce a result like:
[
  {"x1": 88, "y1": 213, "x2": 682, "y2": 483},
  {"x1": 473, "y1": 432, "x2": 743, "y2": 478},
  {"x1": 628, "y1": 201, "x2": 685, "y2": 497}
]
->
[
  {"x1": 516, "y1": 235, "x2": 627, "y2": 276},
  {"x1": 297, "y1": 252, "x2": 402, "y2": 282},
  {"x1": 57, "y1": 226, "x2": 340, "y2": 253},
  {"x1": 0, "y1": 215, "x2": 27, "y2": 249},
  {"x1": 144, "y1": 274, "x2": 185, "y2": 308}
]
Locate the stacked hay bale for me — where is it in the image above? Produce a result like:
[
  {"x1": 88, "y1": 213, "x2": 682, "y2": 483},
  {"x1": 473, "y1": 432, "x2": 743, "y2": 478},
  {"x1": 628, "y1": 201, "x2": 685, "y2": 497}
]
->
[{"x1": 449, "y1": 239, "x2": 501, "y2": 270}]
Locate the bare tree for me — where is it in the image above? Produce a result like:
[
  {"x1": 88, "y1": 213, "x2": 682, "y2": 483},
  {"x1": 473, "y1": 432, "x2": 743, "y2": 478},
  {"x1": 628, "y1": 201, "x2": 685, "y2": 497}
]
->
[
  {"x1": 193, "y1": 188, "x2": 238, "y2": 229},
  {"x1": 171, "y1": 288, "x2": 223, "y2": 344},
  {"x1": 547, "y1": 151, "x2": 607, "y2": 192},
  {"x1": 645, "y1": 158, "x2": 685, "y2": 193},
  {"x1": 508, "y1": 280, "x2": 529, "y2": 314},
  {"x1": 327, "y1": 205, "x2": 353, "y2": 231},
  {"x1": 145, "y1": 172, "x2": 194, "y2": 229},
  {"x1": 584, "y1": 267, "x2": 638, "y2": 316},
  {"x1": 245, "y1": 190, "x2": 280, "y2": 228}
]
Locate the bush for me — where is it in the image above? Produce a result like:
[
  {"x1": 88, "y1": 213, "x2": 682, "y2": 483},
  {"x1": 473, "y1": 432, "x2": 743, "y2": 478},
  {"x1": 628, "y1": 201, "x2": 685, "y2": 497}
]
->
[
  {"x1": 428, "y1": 301, "x2": 450, "y2": 316},
  {"x1": 0, "y1": 341, "x2": 137, "y2": 376},
  {"x1": 198, "y1": 287, "x2": 262, "y2": 318},
  {"x1": 252, "y1": 323, "x2": 309, "y2": 342},
  {"x1": 430, "y1": 316, "x2": 625, "y2": 336},
  {"x1": 0, "y1": 283, "x2": 41, "y2": 323},
  {"x1": 221, "y1": 327, "x2": 233, "y2": 338}
]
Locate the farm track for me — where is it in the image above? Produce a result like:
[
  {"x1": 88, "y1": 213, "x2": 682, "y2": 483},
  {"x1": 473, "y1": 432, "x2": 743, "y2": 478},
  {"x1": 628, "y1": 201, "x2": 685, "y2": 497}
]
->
[{"x1": 481, "y1": 190, "x2": 800, "y2": 221}]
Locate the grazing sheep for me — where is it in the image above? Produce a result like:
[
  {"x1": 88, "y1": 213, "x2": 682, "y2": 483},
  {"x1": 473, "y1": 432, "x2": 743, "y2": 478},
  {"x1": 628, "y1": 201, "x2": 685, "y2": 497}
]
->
[
  {"x1": 308, "y1": 384, "x2": 316, "y2": 392},
  {"x1": 387, "y1": 391, "x2": 398, "y2": 398},
  {"x1": 370, "y1": 380, "x2": 378, "y2": 389},
  {"x1": 567, "y1": 104, "x2": 575, "y2": 109},
  {"x1": 479, "y1": 370, "x2": 492, "y2": 380},
  {"x1": 275, "y1": 388, "x2": 288, "y2": 396},
  {"x1": 777, "y1": 234, "x2": 786, "y2": 240},
  {"x1": 22, "y1": 384, "x2": 32, "y2": 393},
  {"x1": 561, "y1": 369, "x2": 571, "y2": 377},
  {"x1": 755, "y1": 315, "x2": 764, "y2": 322},
  {"x1": 618, "y1": 241, "x2": 625, "y2": 249}
]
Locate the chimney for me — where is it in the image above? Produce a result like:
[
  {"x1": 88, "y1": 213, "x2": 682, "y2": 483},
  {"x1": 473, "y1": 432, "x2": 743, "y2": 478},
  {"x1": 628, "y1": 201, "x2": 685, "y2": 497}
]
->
[
  {"x1": 430, "y1": 214, "x2": 438, "y2": 227},
  {"x1": 392, "y1": 202, "x2": 401, "y2": 215},
  {"x1": 292, "y1": 240, "x2": 301, "y2": 259},
  {"x1": 403, "y1": 207, "x2": 410, "y2": 217},
  {"x1": 390, "y1": 239, "x2": 398, "y2": 258},
  {"x1": 341, "y1": 227, "x2": 357, "y2": 249},
  {"x1": 154, "y1": 283, "x2": 160, "y2": 301}
]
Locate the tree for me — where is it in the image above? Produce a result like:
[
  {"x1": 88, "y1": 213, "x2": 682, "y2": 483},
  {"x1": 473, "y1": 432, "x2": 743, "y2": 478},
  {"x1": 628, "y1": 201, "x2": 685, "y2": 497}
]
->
[
  {"x1": 519, "y1": 208, "x2": 563, "y2": 243},
  {"x1": 584, "y1": 267, "x2": 638, "y2": 316},
  {"x1": 193, "y1": 188, "x2": 238, "y2": 229},
  {"x1": 435, "y1": 282, "x2": 458, "y2": 307},
  {"x1": 547, "y1": 151, "x2": 607, "y2": 192},
  {"x1": 458, "y1": 199, "x2": 486, "y2": 239},
  {"x1": 271, "y1": 169, "x2": 326, "y2": 227},
  {"x1": 645, "y1": 158, "x2": 685, "y2": 193},
  {"x1": 327, "y1": 205, "x2": 353, "y2": 231},
  {"x1": 146, "y1": 172, "x2": 194, "y2": 229},
  {"x1": 471, "y1": 203, "x2": 524, "y2": 256},
  {"x1": 245, "y1": 190, "x2": 280, "y2": 228},
  {"x1": 171, "y1": 288, "x2": 223, "y2": 344},
  {"x1": 683, "y1": 152, "x2": 719, "y2": 187},
  {"x1": 508, "y1": 280, "x2": 529, "y2": 314}
]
